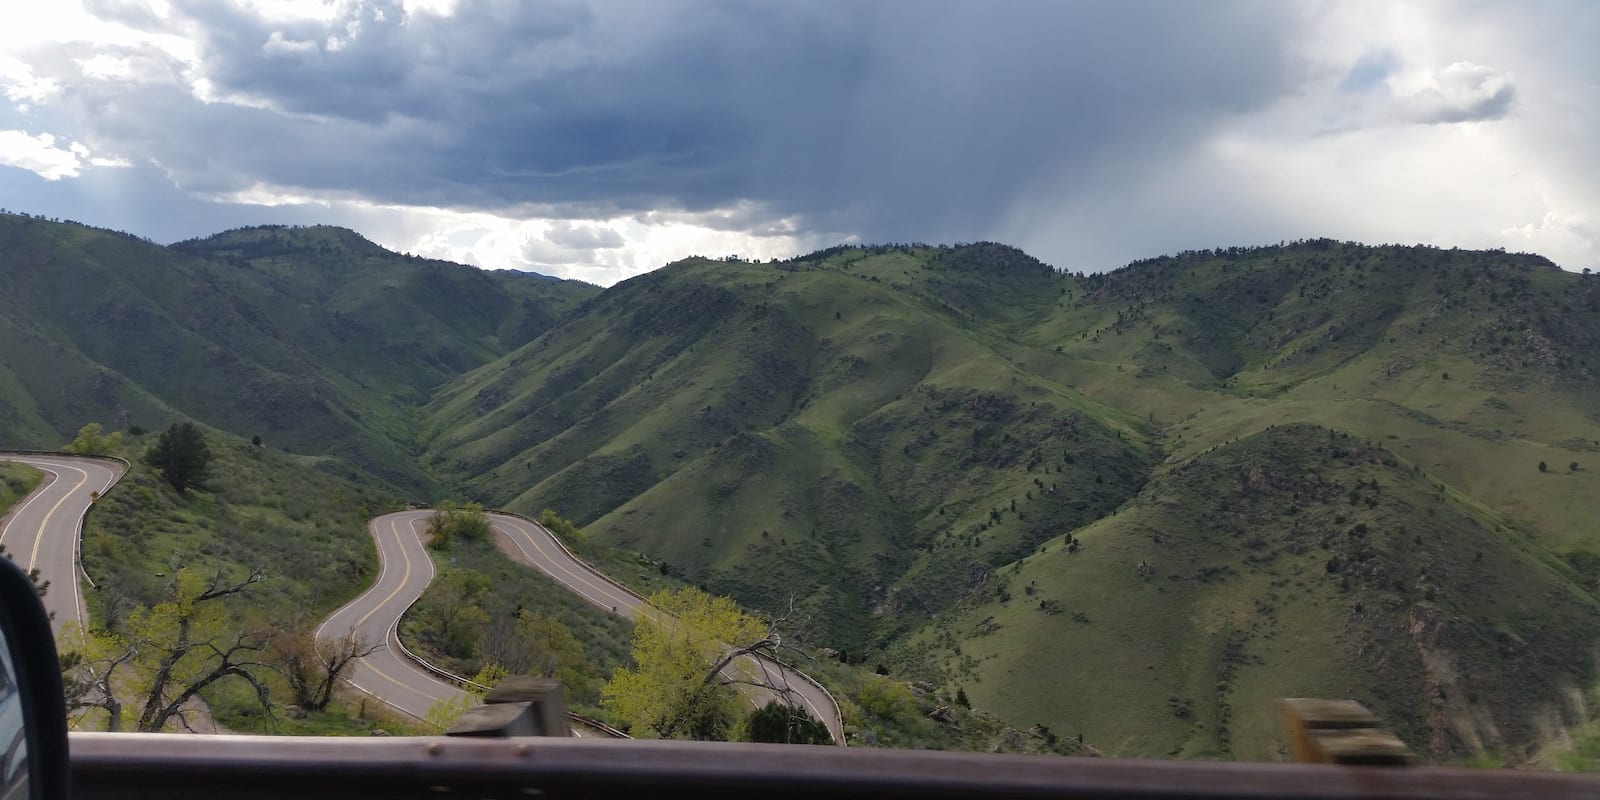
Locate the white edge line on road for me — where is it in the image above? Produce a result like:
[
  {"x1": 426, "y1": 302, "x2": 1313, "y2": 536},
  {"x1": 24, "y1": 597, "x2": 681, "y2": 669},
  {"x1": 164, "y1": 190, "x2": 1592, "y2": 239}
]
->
[
  {"x1": 0, "y1": 459, "x2": 62, "y2": 546},
  {"x1": 492, "y1": 514, "x2": 839, "y2": 737},
  {"x1": 0, "y1": 457, "x2": 123, "y2": 631}
]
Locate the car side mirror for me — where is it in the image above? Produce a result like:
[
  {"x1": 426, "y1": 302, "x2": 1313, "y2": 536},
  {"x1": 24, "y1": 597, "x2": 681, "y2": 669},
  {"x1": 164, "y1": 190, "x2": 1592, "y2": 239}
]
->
[{"x1": 0, "y1": 554, "x2": 68, "y2": 800}]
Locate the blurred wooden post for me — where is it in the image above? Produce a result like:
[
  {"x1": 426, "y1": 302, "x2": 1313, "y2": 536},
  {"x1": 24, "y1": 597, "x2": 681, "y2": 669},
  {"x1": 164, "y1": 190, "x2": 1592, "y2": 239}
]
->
[
  {"x1": 1282, "y1": 698, "x2": 1413, "y2": 765},
  {"x1": 446, "y1": 677, "x2": 571, "y2": 738}
]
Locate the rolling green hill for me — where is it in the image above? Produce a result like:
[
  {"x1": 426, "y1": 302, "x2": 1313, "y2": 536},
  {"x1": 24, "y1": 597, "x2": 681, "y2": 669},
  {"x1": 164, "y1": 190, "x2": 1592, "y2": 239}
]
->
[
  {"x1": 422, "y1": 240, "x2": 1600, "y2": 761},
  {"x1": 0, "y1": 214, "x2": 597, "y2": 491},
  {"x1": 422, "y1": 248, "x2": 1156, "y2": 648},
  {"x1": 0, "y1": 462, "x2": 41, "y2": 518},
  {"x1": 6, "y1": 212, "x2": 1599, "y2": 761},
  {"x1": 900, "y1": 424, "x2": 1600, "y2": 761}
]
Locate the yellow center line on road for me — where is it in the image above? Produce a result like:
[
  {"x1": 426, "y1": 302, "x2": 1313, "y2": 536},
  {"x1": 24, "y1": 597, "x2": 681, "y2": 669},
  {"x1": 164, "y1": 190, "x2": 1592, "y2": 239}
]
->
[
  {"x1": 355, "y1": 515, "x2": 413, "y2": 631},
  {"x1": 353, "y1": 514, "x2": 461, "y2": 712},
  {"x1": 0, "y1": 462, "x2": 58, "y2": 548},
  {"x1": 501, "y1": 517, "x2": 650, "y2": 617},
  {"x1": 362, "y1": 656, "x2": 434, "y2": 710},
  {"x1": 26, "y1": 463, "x2": 88, "y2": 572},
  {"x1": 496, "y1": 517, "x2": 784, "y2": 711}
]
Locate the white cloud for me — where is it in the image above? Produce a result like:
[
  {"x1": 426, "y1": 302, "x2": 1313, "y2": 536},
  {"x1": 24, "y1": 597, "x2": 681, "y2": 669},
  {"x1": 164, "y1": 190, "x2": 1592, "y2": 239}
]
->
[
  {"x1": 0, "y1": 56, "x2": 60, "y2": 104},
  {"x1": 373, "y1": 204, "x2": 822, "y2": 285},
  {"x1": 400, "y1": 0, "x2": 460, "y2": 19},
  {"x1": 0, "y1": 0, "x2": 1595, "y2": 278},
  {"x1": 1399, "y1": 61, "x2": 1516, "y2": 124},
  {"x1": 190, "y1": 179, "x2": 820, "y2": 284},
  {"x1": 1502, "y1": 210, "x2": 1598, "y2": 270},
  {"x1": 0, "y1": 130, "x2": 84, "y2": 180},
  {"x1": 261, "y1": 31, "x2": 319, "y2": 57},
  {"x1": 998, "y1": 2, "x2": 1600, "y2": 274}
]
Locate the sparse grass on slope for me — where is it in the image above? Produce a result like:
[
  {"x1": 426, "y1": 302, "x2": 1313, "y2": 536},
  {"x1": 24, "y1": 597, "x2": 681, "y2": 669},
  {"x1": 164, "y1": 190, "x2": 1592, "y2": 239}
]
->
[
  {"x1": 424, "y1": 252, "x2": 1155, "y2": 649},
  {"x1": 78, "y1": 427, "x2": 406, "y2": 734},
  {"x1": 902, "y1": 424, "x2": 1600, "y2": 763},
  {"x1": 420, "y1": 242, "x2": 1600, "y2": 761},
  {"x1": 82, "y1": 430, "x2": 401, "y2": 620},
  {"x1": 0, "y1": 462, "x2": 42, "y2": 517},
  {"x1": 0, "y1": 214, "x2": 597, "y2": 493}
]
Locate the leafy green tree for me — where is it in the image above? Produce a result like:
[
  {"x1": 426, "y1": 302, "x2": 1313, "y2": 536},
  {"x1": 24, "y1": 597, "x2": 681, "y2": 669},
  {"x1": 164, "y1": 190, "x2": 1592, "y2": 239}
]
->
[
  {"x1": 601, "y1": 587, "x2": 768, "y2": 740},
  {"x1": 426, "y1": 501, "x2": 490, "y2": 550},
  {"x1": 745, "y1": 700, "x2": 831, "y2": 745},
  {"x1": 68, "y1": 568, "x2": 274, "y2": 732},
  {"x1": 268, "y1": 626, "x2": 378, "y2": 711},
  {"x1": 63, "y1": 422, "x2": 122, "y2": 456},
  {"x1": 145, "y1": 422, "x2": 212, "y2": 492},
  {"x1": 480, "y1": 610, "x2": 591, "y2": 696},
  {"x1": 539, "y1": 509, "x2": 586, "y2": 550},
  {"x1": 424, "y1": 693, "x2": 477, "y2": 734},
  {"x1": 421, "y1": 569, "x2": 490, "y2": 658},
  {"x1": 856, "y1": 675, "x2": 915, "y2": 722}
]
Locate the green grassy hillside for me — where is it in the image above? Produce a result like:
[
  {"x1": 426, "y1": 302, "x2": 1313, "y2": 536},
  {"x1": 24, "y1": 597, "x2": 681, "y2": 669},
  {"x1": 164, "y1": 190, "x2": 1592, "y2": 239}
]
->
[
  {"x1": 0, "y1": 214, "x2": 597, "y2": 491},
  {"x1": 423, "y1": 240, "x2": 1600, "y2": 761},
  {"x1": 898, "y1": 425, "x2": 1600, "y2": 762},
  {"x1": 80, "y1": 430, "x2": 401, "y2": 626},
  {"x1": 0, "y1": 462, "x2": 42, "y2": 518},
  {"x1": 423, "y1": 249, "x2": 1155, "y2": 649},
  {"x1": 75, "y1": 428, "x2": 413, "y2": 733},
  {"x1": 10, "y1": 214, "x2": 1599, "y2": 760}
]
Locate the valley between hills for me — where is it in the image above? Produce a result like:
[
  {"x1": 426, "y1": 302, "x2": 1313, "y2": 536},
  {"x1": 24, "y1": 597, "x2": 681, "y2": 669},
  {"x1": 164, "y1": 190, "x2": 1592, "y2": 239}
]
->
[{"x1": 3, "y1": 210, "x2": 1599, "y2": 764}]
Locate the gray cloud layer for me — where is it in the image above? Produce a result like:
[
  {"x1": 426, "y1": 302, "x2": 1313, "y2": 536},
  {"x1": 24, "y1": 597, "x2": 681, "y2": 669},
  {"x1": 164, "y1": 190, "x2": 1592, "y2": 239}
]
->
[
  {"x1": 4, "y1": 1, "x2": 1598, "y2": 278},
  {"x1": 66, "y1": 1, "x2": 1296, "y2": 238}
]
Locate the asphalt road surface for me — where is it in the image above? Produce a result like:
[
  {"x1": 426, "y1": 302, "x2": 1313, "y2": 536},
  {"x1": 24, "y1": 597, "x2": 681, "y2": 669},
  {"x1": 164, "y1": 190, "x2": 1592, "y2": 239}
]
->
[
  {"x1": 0, "y1": 457, "x2": 836, "y2": 740},
  {"x1": 0, "y1": 454, "x2": 123, "y2": 635},
  {"x1": 490, "y1": 513, "x2": 846, "y2": 744},
  {"x1": 316, "y1": 511, "x2": 467, "y2": 722},
  {"x1": 321, "y1": 509, "x2": 842, "y2": 743}
]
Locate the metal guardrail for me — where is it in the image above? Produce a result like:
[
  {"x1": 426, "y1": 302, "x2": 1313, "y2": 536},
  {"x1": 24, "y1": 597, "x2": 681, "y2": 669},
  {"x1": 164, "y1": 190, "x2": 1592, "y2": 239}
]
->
[
  {"x1": 0, "y1": 450, "x2": 127, "y2": 600},
  {"x1": 486, "y1": 509, "x2": 846, "y2": 742}
]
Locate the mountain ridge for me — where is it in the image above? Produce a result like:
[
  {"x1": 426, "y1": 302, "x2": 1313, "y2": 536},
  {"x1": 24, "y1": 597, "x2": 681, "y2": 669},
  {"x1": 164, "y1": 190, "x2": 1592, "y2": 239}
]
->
[
  {"x1": 0, "y1": 212, "x2": 599, "y2": 491},
  {"x1": 3, "y1": 213, "x2": 1598, "y2": 760}
]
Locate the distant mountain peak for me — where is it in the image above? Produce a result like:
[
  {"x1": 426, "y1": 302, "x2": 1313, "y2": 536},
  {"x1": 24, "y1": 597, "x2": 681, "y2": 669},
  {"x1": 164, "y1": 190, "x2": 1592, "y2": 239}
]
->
[{"x1": 171, "y1": 223, "x2": 387, "y2": 256}]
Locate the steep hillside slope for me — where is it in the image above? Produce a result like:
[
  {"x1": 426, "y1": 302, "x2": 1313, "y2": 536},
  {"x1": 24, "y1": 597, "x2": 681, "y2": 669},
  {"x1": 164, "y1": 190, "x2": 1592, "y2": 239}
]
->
[
  {"x1": 0, "y1": 214, "x2": 597, "y2": 490},
  {"x1": 902, "y1": 424, "x2": 1600, "y2": 762},
  {"x1": 424, "y1": 240, "x2": 1600, "y2": 760},
  {"x1": 424, "y1": 248, "x2": 1155, "y2": 647},
  {"x1": 1019, "y1": 242, "x2": 1600, "y2": 550}
]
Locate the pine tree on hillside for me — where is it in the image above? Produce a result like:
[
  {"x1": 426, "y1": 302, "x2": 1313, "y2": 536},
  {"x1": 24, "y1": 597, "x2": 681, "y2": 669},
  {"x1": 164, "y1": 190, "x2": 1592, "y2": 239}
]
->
[{"x1": 146, "y1": 422, "x2": 212, "y2": 492}]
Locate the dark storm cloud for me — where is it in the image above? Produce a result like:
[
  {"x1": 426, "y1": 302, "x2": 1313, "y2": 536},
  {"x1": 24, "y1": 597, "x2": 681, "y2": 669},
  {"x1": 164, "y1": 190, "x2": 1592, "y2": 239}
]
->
[{"x1": 61, "y1": 0, "x2": 1301, "y2": 247}]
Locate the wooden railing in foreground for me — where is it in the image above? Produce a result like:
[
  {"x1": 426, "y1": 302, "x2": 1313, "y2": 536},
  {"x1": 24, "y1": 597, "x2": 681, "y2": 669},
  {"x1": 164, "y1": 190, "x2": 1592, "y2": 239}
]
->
[{"x1": 68, "y1": 734, "x2": 1600, "y2": 800}]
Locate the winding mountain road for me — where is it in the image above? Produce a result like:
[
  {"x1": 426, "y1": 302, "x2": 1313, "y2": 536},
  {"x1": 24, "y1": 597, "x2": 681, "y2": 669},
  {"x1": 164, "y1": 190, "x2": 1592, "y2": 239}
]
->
[
  {"x1": 320, "y1": 510, "x2": 843, "y2": 743},
  {"x1": 490, "y1": 513, "x2": 845, "y2": 744},
  {"x1": 0, "y1": 454, "x2": 123, "y2": 635},
  {"x1": 0, "y1": 458, "x2": 843, "y2": 743},
  {"x1": 316, "y1": 511, "x2": 466, "y2": 721}
]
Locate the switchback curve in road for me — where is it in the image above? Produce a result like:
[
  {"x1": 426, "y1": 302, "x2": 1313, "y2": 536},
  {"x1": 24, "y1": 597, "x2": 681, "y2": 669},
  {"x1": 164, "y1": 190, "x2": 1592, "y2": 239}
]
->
[
  {"x1": 0, "y1": 453, "x2": 125, "y2": 636},
  {"x1": 321, "y1": 510, "x2": 844, "y2": 744},
  {"x1": 317, "y1": 512, "x2": 611, "y2": 737},
  {"x1": 488, "y1": 512, "x2": 846, "y2": 745},
  {"x1": 315, "y1": 511, "x2": 466, "y2": 723}
]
